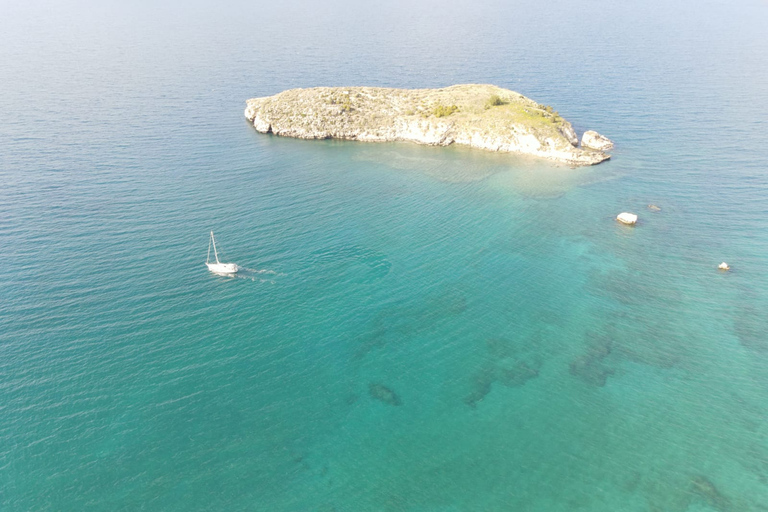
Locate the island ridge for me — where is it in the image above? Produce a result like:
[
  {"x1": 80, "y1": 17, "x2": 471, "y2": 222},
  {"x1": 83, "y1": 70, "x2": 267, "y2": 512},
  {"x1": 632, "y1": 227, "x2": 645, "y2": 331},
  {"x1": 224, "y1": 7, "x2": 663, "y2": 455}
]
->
[{"x1": 245, "y1": 84, "x2": 611, "y2": 166}]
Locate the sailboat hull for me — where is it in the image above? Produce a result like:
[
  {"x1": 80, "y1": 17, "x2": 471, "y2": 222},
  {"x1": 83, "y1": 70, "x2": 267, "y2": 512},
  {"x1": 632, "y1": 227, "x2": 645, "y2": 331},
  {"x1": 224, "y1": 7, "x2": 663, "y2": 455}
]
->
[{"x1": 206, "y1": 262, "x2": 239, "y2": 274}]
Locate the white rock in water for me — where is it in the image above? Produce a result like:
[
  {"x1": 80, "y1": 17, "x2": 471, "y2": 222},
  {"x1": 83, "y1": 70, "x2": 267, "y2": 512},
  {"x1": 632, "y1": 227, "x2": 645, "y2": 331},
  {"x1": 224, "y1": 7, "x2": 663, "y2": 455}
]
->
[
  {"x1": 616, "y1": 212, "x2": 638, "y2": 225},
  {"x1": 582, "y1": 130, "x2": 614, "y2": 151},
  {"x1": 718, "y1": 262, "x2": 730, "y2": 270}
]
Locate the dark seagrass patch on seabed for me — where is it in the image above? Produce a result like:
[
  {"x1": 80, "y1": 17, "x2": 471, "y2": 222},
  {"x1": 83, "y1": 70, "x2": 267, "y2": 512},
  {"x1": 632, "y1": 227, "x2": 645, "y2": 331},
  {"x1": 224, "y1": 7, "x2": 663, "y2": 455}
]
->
[
  {"x1": 689, "y1": 475, "x2": 732, "y2": 512},
  {"x1": 369, "y1": 383, "x2": 402, "y2": 406},
  {"x1": 569, "y1": 331, "x2": 615, "y2": 387},
  {"x1": 464, "y1": 336, "x2": 542, "y2": 408},
  {"x1": 734, "y1": 304, "x2": 768, "y2": 352},
  {"x1": 497, "y1": 360, "x2": 539, "y2": 387},
  {"x1": 464, "y1": 363, "x2": 496, "y2": 409},
  {"x1": 354, "y1": 288, "x2": 467, "y2": 359}
]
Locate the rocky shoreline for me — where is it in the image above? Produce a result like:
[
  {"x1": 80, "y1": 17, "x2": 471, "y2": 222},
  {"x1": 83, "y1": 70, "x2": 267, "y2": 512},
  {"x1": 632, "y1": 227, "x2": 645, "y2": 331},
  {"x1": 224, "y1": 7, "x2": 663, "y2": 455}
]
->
[{"x1": 245, "y1": 84, "x2": 612, "y2": 166}]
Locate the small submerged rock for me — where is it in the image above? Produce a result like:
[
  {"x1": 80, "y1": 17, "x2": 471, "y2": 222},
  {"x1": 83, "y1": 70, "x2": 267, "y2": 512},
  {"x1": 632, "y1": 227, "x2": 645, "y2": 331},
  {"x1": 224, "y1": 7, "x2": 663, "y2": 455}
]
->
[
  {"x1": 581, "y1": 130, "x2": 614, "y2": 151},
  {"x1": 648, "y1": 204, "x2": 661, "y2": 211},
  {"x1": 368, "y1": 383, "x2": 402, "y2": 406}
]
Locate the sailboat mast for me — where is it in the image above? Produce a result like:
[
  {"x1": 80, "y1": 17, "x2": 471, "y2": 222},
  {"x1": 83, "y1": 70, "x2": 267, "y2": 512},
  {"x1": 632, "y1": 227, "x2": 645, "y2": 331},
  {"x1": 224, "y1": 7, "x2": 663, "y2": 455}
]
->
[
  {"x1": 207, "y1": 233, "x2": 212, "y2": 264},
  {"x1": 211, "y1": 231, "x2": 221, "y2": 264}
]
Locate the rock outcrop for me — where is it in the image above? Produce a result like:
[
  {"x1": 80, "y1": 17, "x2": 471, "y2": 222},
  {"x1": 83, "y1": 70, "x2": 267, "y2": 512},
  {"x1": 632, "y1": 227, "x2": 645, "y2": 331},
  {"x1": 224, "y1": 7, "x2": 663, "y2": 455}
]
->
[
  {"x1": 245, "y1": 84, "x2": 611, "y2": 166},
  {"x1": 581, "y1": 130, "x2": 614, "y2": 151}
]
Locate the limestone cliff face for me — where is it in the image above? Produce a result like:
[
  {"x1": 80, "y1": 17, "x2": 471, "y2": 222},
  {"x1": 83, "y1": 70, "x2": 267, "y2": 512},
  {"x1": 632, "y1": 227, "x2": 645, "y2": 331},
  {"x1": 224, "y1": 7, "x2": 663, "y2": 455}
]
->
[{"x1": 245, "y1": 84, "x2": 610, "y2": 166}]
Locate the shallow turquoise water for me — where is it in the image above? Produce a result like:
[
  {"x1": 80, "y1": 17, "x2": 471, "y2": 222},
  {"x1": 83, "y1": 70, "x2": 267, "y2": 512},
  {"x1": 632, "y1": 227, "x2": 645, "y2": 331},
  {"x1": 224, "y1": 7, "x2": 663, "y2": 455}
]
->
[{"x1": 2, "y1": 1, "x2": 768, "y2": 510}]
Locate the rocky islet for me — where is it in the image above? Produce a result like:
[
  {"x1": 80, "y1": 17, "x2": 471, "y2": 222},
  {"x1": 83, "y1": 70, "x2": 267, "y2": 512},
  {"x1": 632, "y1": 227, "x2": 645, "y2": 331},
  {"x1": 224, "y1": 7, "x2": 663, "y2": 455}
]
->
[{"x1": 245, "y1": 84, "x2": 612, "y2": 166}]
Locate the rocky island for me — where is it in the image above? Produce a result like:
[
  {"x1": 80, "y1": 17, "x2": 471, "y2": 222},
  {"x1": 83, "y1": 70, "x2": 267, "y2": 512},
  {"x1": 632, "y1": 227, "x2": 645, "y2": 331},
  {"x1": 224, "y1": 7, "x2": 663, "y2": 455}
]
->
[{"x1": 245, "y1": 84, "x2": 612, "y2": 166}]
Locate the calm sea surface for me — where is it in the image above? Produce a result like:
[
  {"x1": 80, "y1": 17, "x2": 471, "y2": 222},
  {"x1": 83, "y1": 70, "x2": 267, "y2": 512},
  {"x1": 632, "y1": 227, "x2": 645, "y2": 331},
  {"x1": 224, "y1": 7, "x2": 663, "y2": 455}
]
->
[{"x1": 2, "y1": 1, "x2": 768, "y2": 510}]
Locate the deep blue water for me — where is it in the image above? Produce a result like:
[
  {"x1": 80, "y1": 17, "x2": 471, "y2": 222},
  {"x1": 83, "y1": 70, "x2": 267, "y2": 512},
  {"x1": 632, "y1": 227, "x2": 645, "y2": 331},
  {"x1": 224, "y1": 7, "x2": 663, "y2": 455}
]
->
[{"x1": 2, "y1": 1, "x2": 768, "y2": 510}]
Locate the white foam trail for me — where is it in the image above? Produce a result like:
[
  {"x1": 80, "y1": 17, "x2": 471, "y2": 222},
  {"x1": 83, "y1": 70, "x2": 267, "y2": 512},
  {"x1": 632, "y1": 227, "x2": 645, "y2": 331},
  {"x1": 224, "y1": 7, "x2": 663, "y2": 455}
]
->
[{"x1": 234, "y1": 266, "x2": 286, "y2": 283}]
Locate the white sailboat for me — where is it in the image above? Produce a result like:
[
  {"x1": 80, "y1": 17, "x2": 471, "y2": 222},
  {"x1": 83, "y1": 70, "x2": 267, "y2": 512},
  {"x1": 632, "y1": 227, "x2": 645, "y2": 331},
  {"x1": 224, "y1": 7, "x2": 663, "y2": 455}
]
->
[{"x1": 206, "y1": 231, "x2": 238, "y2": 274}]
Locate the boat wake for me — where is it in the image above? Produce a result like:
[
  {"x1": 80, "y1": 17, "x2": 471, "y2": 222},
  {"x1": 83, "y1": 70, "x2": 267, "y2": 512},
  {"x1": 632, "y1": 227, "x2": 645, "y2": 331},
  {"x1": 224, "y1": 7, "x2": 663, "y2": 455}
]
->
[{"x1": 233, "y1": 266, "x2": 285, "y2": 283}]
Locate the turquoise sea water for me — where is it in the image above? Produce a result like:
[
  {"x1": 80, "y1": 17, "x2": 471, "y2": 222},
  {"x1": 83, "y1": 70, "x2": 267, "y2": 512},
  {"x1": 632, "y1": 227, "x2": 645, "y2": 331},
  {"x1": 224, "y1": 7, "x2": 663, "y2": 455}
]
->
[{"x1": 2, "y1": 1, "x2": 768, "y2": 510}]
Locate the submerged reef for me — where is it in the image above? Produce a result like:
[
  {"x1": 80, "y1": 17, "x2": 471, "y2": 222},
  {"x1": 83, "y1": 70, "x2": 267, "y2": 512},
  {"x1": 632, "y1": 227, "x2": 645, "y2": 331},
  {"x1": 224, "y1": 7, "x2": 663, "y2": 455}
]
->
[
  {"x1": 498, "y1": 361, "x2": 540, "y2": 387},
  {"x1": 245, "y1": 84, "x2": 611, "y2": 166},
  {"x1": 355, "y1": 289, "x2": 466, "y2": 359},
  {"x1": 369, "y1": 383, "x2": 402, "y2": 406},
  {"x1": 690, "y1": 475, "x2": 731, "y2": 511},
  {"x1": 569, "y1": 332, "x2": 615, "y2": 387},
  {"x1": 464, "y1": 337, "x2": 541, "y2": 408},
  {"x1": 464, "y1": 364, "x2": 496, "y2": 409},
  {"x1": 734, "y1": 304, "x2": 768, "y2": 352},
  {"x1": 464, "y1": 361, "x2": 540, "y2": 408}
]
